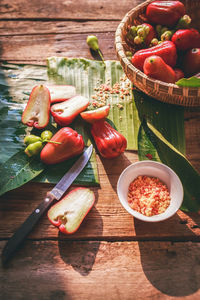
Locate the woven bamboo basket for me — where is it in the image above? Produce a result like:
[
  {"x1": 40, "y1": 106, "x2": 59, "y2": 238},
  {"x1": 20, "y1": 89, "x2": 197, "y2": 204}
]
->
[{"x1": 115, "y1": 0, "x2": 200, "y2": 107}]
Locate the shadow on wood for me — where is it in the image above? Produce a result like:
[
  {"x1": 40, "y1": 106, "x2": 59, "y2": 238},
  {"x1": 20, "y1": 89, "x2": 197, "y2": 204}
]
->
[
  {"x1": 134, "y1": 214, "x2": 200, "y2": 297},
  {"x1": 58, "y1": 206, "x2": 103, "y2": 276}
]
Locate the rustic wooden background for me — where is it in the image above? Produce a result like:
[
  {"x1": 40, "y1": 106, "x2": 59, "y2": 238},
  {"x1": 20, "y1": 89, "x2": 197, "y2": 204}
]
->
[{"x1": 0, "y1": 0, "x2": 200, "y2": 299}]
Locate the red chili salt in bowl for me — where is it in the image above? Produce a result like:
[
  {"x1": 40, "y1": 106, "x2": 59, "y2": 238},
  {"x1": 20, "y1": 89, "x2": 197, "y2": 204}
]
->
[{"x1": 117, "y1": 161, "x2": 183, "y2": 222}]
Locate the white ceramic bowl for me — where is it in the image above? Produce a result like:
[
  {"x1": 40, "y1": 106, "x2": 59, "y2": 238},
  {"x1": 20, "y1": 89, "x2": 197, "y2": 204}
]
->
[{"x1": 117, "y1": 161, "x2": 184, "y2": 222}]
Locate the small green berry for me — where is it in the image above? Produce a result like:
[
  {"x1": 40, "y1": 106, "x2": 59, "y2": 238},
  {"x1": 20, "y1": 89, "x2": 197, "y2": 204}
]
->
[
  {"x1": 137, "y1": 28, "x2": 145, "y2": 37},
  {"x1": 129, "y1": 26, "x2": 137, "y2": 37},
  {"x1": 144, "y1": 25, "x2": 150, "y2": 36},
  {"x1": 134, "y1": 36, "x2": 143, "y2": 45},
  {"x1": 41, "y1": 130, "x2": 53, "y2": 141},
  {"x1": 24, "y1": 135, "x2": 42, "y2": 145},
  {"x1": 176, "y1": 14, "x2": 191, "y2": 29},
  {"x1": 86, "y1": 35, "x2": 99, "y2": 51},
  {"x1": 125, "y1": 51, "x2": 133, "y2": 57},
  {"x1": 150, "y1": 38, "x2": 159, "y2": 46},
  {"x1": 25, "y1": 141, "x2": 43, "y2": 157},
  {"x1": 161, "y1": 31, "x2": 172, "y2": 41}
]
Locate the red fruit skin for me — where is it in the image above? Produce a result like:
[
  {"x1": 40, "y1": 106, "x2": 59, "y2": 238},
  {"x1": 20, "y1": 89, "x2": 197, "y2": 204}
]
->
[
  {"x1": 80, "y1": 105, "x2": 110, "y2": 124},
  {"x1": 174, "y1": 68, "x2": 185, "y2": 81},
  {"x1": 183, "y1": 48, "x2": 200, "y2": 77},
  {"x1": 40, "y1": 127, "x2": 84, "y2": 164},
  {"x1": 143, "y1": 55, "x2": 176, "y2": 83},
  {"x1": 131, "y1": 41, "x2": 177, "y2": 71},
  {"x1": 91, "y1": 120, "x2": 127, "y2": 159},
  {"x1": 171, "y1": 29, "x2": 200, "y2": 51},
  {"x1": 146, "y1": 1, "x2": 185, "y2": 27}
]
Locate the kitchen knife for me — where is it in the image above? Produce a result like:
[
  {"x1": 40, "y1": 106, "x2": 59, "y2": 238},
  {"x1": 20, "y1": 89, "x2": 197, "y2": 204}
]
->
[{"x1": 1, "y1": 144, "x2": 93, "y2": 265}]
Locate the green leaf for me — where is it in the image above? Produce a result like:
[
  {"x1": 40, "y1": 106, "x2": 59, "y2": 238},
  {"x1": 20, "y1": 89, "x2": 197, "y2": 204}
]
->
[
  {"x1": 134, "y1": 89, "x2": 185, "y2": 154},
  {"x1": 36, "y1": 148, "x2": 98, "y2": 185},
  {"x1": 0, "y1": 150, "x2": 44, "y2": 196},
  {"x1": 176, "y1": 76, "x2": 200, "y2": 87},
  {"x1": 0, "y1": 62, "x2": 99, "y2": 187},
  {"x1": 138, "y1": 120, "x2": 200, "y2": 212}
]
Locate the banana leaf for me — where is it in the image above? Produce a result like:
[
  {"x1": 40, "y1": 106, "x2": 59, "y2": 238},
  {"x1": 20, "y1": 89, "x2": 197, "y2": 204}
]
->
[
  {"x1": 0, "y1": 62, "x2": 99, "y2": 187},
  {"x1": 138, "y1": 120, "x2": 200, "y2": 212},
  {"x1": 133, "y1": 89, "x2": 185, "y2": 154},
  {"x1": 0, "y1": 150, "x2": 44, "y2": 197},
  {"x1": 47, "y1": 57, "x2": 140, "y2": 150}
]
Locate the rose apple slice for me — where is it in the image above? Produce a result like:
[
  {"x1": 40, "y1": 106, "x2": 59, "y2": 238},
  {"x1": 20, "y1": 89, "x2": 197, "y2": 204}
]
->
[
  {"x1": 48, "y1": 187, "x2": 95, "y2": 234},
  {"x1": 51, "y1": 95, "x2": 89, "y2": 126},
  {"x1": 80, "y1": 105, "x2": 110, "y2": 123},
  {"x1": 21, "y1": 85, "x2": 51, "y2": 129},
  {"x1": 46, "y1": 85, "x2": 76, "y2": 103}
]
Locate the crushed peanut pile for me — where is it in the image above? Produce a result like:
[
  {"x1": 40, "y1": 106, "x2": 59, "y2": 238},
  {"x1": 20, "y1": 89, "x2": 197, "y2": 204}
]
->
[{"x1": 91, "y1": 75, "x2": 132, "y2": 109}]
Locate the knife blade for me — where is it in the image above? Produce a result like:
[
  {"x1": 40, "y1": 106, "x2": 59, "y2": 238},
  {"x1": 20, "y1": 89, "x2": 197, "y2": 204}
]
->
[{"x1": 2, "y1": 144, "x2": 93, "y2": 265}]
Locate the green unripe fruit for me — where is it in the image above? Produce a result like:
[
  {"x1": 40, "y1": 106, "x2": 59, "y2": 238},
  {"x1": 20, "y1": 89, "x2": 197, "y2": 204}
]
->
[
  {"x1": 125, "y1": 51, "x2": 133, "y2": 57},
  {"x1": 161, "y1": 31, "x2": 172, "y2": 41},
  {"x1": 136, "y1": 25, "x2": 143, "y2": 31},
  {"x1": 144, "y1": 25, "x2": 150, "y2": 35},
  {"x1": 24, "y1": 135, "x2": 42, "y2": 145},
  {"x1": 176, "y1": 15, "x2": 191, "y2": 29},
  {"x1": 24, "y1": 141, "x2": 43, "y2": 157},
  {"x1": 86, "y1": 35, "x2": 99, "y2": 51},
  {"x1": 150, "y1": 38, "x2": 159, "y2": 46},
  {"x1": 129, "y1": 26, "x2": 137, "y2": 37},
  {"x1": 41, "y1": 130, "x2": 53, "y2": 141},
  {"x1": 137, "y1": 28, "x2": 145, "y2": 37},
  {"x1": 134, "y1": 35, "x2": 143, "y2": 45}
]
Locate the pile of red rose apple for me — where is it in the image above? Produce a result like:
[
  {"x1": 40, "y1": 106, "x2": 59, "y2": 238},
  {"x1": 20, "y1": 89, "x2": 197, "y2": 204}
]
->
[{"x1": 126, "y1": 0, "x2": 200, "y2": 83}]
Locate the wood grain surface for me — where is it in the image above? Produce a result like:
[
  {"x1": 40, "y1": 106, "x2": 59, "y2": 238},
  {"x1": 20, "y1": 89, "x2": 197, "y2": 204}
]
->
[
  {"x1": 1, "y1": 240, "x2": 200, "y2": 299},
  {"x1": 0, "y1": 0, "x2": 200, "y2": 299}
]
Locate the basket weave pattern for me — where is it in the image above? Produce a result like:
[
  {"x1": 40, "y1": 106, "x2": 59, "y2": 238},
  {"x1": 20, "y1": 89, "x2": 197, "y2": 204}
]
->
[{"x1": 115, "y1": 0, "x2": 200, "y2": 107}]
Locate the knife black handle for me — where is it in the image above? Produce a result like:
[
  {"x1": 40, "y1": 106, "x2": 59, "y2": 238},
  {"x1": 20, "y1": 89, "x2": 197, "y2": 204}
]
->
[{"x1": 2, "y1": 195, "x2": 55, "y2": 265}]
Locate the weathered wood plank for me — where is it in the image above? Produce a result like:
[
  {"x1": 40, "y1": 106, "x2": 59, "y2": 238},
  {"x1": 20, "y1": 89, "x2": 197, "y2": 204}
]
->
[
  {"x1": 0, "y1": 32, "x2": 117, "y2": 64},
  {"x1": 0, "y1": 0, "x2": 142, "y2": 20},
  {"x1": 0, "y1": 20, "x2": 119, "y2": 36},
  {"x1": 0, "y1": 152, "x2": 200, "y2": 240},
  {"x1": 1, "y1": 240, "x2": 200, "y2": 299}
]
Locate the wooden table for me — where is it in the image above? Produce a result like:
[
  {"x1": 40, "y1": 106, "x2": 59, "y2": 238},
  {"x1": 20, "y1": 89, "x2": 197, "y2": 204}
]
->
[{"x1": 1, "y1": 1, "x2": 200, "y2": 299}]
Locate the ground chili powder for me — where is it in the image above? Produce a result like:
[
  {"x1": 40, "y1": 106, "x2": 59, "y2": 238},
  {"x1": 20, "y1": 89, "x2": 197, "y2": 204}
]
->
[{"x1": 128, "y1": 175, "x2": 171, "y2": 216}]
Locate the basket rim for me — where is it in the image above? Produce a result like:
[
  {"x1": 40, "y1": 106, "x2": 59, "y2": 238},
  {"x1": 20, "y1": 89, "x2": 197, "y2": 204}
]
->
[{"x1": 115, "y1": 0, "x2": 200, "y2": 94}]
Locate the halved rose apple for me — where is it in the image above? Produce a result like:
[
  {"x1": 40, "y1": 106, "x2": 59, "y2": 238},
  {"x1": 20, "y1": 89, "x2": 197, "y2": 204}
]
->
[
  {"x1": 47, "y1": 187, "x2": 95, "y2": 234},
  {"x1": 51, "y1": 95, "x2": 89, "y2": 126},
  {"x1": 46, "y1": 85, "x2": 76, "y2": 103},
  {"x1": 21, "y1": 85, "x2": 51, "y2": 129},
  {"x1": 80, "y1": 105, "x2": 110, "y2": 124}
]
